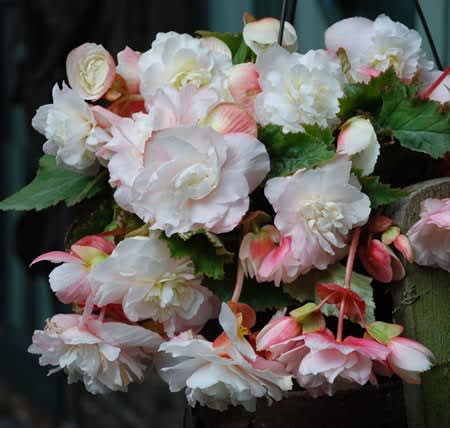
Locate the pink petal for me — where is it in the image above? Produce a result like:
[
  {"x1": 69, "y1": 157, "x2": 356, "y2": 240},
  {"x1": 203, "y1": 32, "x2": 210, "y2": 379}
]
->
[
  {"x1": 116, "y1": 46, "x2": 141, "y2": 94},
  {"x1": 344, "y1": 336, "x2": 389, "y2": 361},
  {"x1": 109, "y1": 95, "x2": 146, "y2": 117},
  {"x1": 73, "y1": 235, "x2": 116, "y2": 254},
  {"x1": 203, "y1": 103, "x2": 257, "y2": 137},
  {"x1": 31, "y1": 251, "x2": 80, "y2": 266},
  {"x1": 228, "y1": 63, "x2": 261, "y2": 116},
  {"x1": 91, "y1": 105, "x2": 123, "y2": 128},
  {"x1": 358, "y1": 239, "x2": 393, "y2": 283}
]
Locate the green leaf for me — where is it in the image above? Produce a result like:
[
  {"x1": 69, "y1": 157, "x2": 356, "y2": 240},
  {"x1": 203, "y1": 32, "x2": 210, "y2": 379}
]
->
[
  {"x1": 367, "y1": 321, "x2": 404, "y2": 344},
  {"x1": 196, "y1": 31, "x2": 243, "y2": 57},
  {"x1": 0, "y1": 155, "x2": 105, "y2": 211},
  {"x1": 302, "y1": 311, "x2": 326, "y2": 334},
  {"x1": 284, "y1": 264, "x2": 375, "y2": 324},
  {"x1": 258, "y1": 125, "x2": 336, "y2": 177},
  {"x1": 290, "y1": 302, "x2": 319, "y2": 322},
  {"x1": 160, "y1": 230, "x2": 233, "y2": 279},
  {"x1": 378, "y1": 83, "x2": 450, "y2": 159},
  {"x1": 359, "y1": 175, "x2": 409, "y2": 208},
  {"x1": 204, "y1": 276, "x2": 295, "y2": 311}
]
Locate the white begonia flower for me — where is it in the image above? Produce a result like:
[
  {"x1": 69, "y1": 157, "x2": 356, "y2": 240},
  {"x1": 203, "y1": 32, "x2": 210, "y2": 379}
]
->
[
  {"x1": 255, "y1": 44, "x2": 344, "y2": 133},
  {"x1": 89, "y1": 235, "x2": 218, "y2": 336},
  {"x1": 325, "y1": 14, "x2": 433, "y2": 81},
  {"x1": 157, "y1": 303, "x2": 292, "y2": 411},
  {"x1": 337, "y1": 116, "x2": 380, "y2": 175},
  {"x1": 243, "y1": 17, "x2": 298, "y2": 55},
  {"x1": 265, "y1": 157, "x2": 371, "y2": 271},
  {"x1": 139, "y1": 32, "x2": 232, "y2": 99},
  {"x1": 32, "y1": 83, "x2": 99, "y2": 175},
  {"x1": 66, "y1": 42, "x2": 116, "y2": 101},
  {"x1": 130, "y1": 126, "x2": 270, "y2": 236},
  {"x1": 28, "y1": 314, "x2": 162, "y2": 394}
]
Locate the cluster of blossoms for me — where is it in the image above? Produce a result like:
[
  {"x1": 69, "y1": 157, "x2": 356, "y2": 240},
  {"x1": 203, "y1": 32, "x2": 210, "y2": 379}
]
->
[{"x1": 11, "y1": 12, "x2": 449, "y2": 411}]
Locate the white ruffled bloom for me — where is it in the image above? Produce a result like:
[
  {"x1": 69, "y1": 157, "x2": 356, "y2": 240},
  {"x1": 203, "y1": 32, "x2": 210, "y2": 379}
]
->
[
  {"x1": 265, "y1": 157, "x2": 371, "y2": 271},
  {"x1": 32, "y1": 83, "x2": 99, "y2": 175},
  {"x1": 139, "y1": 32, "x2": 232, "y2": 98},
  {"x1": 255, "y1": 44, "x2": 344, "y2": 133},
  {"x1": 325, "y1": 14, "x2": 433, "y2": 81},
  {"x1": 130, "y1": 126, "x2": 270, "y2": 235},
  {"x1": 28, "y1": 314, "x2": 162, "y2": 394},
  {"x1": 157, "y1": 304, "x2": 292, "y2": 411},
  {"x1": 89, "y1": 235, "x2": 218, "y2": 336}
]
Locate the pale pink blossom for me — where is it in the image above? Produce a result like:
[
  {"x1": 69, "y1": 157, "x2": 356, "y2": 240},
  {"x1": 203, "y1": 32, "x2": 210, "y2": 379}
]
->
[
  {"x1": 325, "y1": 15, "x2": 432, "y2": 81},
  {"x1": 116, "y1": 47, "x2": 141, "y2": 94},
  {"x1": 243, "y1": 17, "x2": 297, "y2": 55},
  {"x1": 407, "y1": 198, "x2": 450, "y2": 271},
  {"x1": 131, "y1": 126, "x2": 270, "y2": 235},
  {"x1": 29, "y1": 314, "x2": 162, "y2": 394},
  {"x1": 256, "y1": 316, "x2": 301, "y2": 354},
  {"x1": 66, "y1": 43, "x2": 115, "y2": 101},
  {"x1": 239, "y1": 225, "x2": 303, "y2": 286},
  {"x1": 31, "y1": 235, "x2": 115, "y2": 304},
  {"x1": 387, "y1": 337, "x2": 434, "y2": 384},
  {"x1": 157, "y1": 303, "x2": 292, "y2": 411},
  {"x1": 337, "y1": 116, "x2": 380, "y2": 176},
  {"x1": 265, "y1": 157, "x2": 371, "y2": 272},
  {"x1": 227, "y1": 63, "x2": 261, "y2": 116},
  {"x1": 89, "y1": 235, "x2": 219, "y2": 336}
]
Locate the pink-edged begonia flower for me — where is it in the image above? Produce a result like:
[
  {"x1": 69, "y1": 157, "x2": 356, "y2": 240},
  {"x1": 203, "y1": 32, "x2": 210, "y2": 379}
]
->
[
  {"x1": 243, "y1": 17, "x2": 297, "y2": 55},
  {"x1": 227, "y1": 63, "x2": 261, "y2": 116},
  {"x1": 325, "y1": 15, "x2": 432, "y2": 81},
  {"x1": 89, "y1": 235, "x2": 219, "y2": 337},
  {"x1": 138, "y1": 32, "x2": 232, "y2": 98},
  {"x1": 255, "y1": 45, "x2": 344, "y2": 133},
  {"x1": 116, "y1": 47, "x2": 141, "y2": 94},
  {"x1": 256, "y1": 315, "x2": 301, "y2": 354},
  {"x1": 359, "y1": 238, "x2": 405, "y2": 283},
  {"x1": 407, "y1": 198, "x2": 450, "y2": 271},
  {"x1": 316, "y1": 283, "x2": 366, "y2": 319},
  {"x1": 131, "y1": 126, "x2": 270, "y2": 235},
  {"x1": 66, "y1": 43, "x2": 115, "y2": 101},
  {"x1": 157, "y1": 303, "x2": 292, "y2": 411},
  {"x1": 32, "y1": 83, "x2": 99, "y2": 175},
  {"x1": 265, "y1": 157, "x2": 371, "y2": 272},
  {"x1": 31, "y1": 235, "x2": 115, "y2": 304},
  {"x1": 29, "y1": 313, "x2": 162, "y2": 394},
  {"x1": 239, "y1": 225, "x2": 303, "y2": 286},
  {"x1": 337, "y1": 116, "x2": 380, "y2": 175},
  {"x1": 387, "y1": 337, "x2": 434, "y2": 384}
]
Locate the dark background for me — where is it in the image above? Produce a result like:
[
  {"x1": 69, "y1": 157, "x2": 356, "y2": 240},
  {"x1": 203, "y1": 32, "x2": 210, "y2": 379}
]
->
[{"x1": 0, "y1": 1, "x2": 446, "y2": 427}]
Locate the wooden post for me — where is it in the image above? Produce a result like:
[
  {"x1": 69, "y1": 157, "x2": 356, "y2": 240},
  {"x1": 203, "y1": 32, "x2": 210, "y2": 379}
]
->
[{"x1": 386, "y1": 178, "x2": 450, "y2": 428}]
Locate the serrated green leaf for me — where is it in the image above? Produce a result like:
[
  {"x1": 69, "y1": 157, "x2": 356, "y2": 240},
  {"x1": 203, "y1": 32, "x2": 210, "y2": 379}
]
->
[
  {"x1": 378, "y1": 83, "x2": 450, "y2": 159},
  {"x1": 359, "y1": 175, "x2": 409, "y2": 208},
  {"x1": 0, "y1": 155, "x2": 105, "y2": 211},
  {"x1": 160, "y1": 231, "x2": 233, "y2": 279},
  {"x1": 204, "y1": 276, "x2": 295, "y2": 311},
  {"x1": 258, "y1": 125, "x2": 336, "y2": 177},
  {"x1": 284, "y1": 264, "x2": 375, "y2": 324},
  {"x1": 196, "y1": 31, "x2": 243, "y2": 57}
]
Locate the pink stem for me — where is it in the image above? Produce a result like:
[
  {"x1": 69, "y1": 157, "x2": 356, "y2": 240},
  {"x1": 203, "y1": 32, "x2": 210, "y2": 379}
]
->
[
  {"x1": 422, "y1": 66, "x2": 450, "y2": 99},
  {"x1": 80, "y1": 294, "x2": 95, "y2": 328},
  {"x1": 336, "y1": 295, "x2": 347, "y2": 342},
  {"x1": 317, "y1": 291, "x2": 338, "y2": 309},
  {"x1": 98, "y1": 306, "x2": 107, "y2": 323},
  {"x1": 231, "y1": 263, "x2": 245, "y2": 303},
  {"x1": 344, "y1": 228, "x2": 362, "y2": 289}
]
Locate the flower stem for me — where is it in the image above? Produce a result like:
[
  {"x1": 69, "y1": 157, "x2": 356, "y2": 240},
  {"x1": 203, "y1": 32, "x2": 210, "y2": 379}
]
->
[
  {"x1": 344, "y1": 227, "x2": 362, "y2": 289},
  {"x1": 422, "y1": 66, "x2": 450, "y2": 99},
  {"x1": 336, "y1": 295, "x2": 347, "y2": 342},
  {"x1": 98, "y1": 306, "x2": 107, "y2": 323},
  {"x1": 231, "y1": 263, "x2": 245, "y2": 303}
]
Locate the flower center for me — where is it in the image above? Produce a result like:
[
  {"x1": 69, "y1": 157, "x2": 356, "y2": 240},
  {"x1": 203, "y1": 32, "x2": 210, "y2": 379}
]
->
[
  {"x1": 81, "y1": 55, "x2": 109, "y2": 93},
  {"x1": 170, "y1": 60, "x2": 211, "y2": 89},
  {"x1": 301, "y1": 199, "x2": 344, "y2": 234},
  {"x1": 173, "y1": 163, "x2": 217, "y2": 200}
]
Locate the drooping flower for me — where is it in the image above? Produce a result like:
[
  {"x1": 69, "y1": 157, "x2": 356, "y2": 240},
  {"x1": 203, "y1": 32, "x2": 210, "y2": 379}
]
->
[
  {"x1": 131, "y1": 126, "x2": 270, "y2": 235},
  {"x1": 139, "y1": 32, "x2": 232, "y2": 98},
  {"x1": 31, "y1": 235, "x2": 115, "y2": 304},
  {"x1": 239, "y1": 225, "x2": 303, "y2": 286},
  {"x1": 32, "y1": 83, "x2": 99, "y2": 175},
  {"x1": 256, "y1": 315, "x2": 301, "y2": 354},
  {"x1": 337, "y1": 116, "x2": 380, "y2": 176},
  {"x1": 386, "y1": 337, "x2": 434, "y2": 384},
  {"x1": 407, "y1": 198, "x2": 450, "y2": 271},
  {"x1": 255, "y1": 44, "x2": 344, "y2": 133},
  {"x1": 89, "y1": 235, "x2": 219, "y2": 336},
  {"x1": 66, "y1": 43, "x2": 116, "y2": 101},
  {"x1": 157, "y1": 303, "x2": 292, "y2": 411},
  {"x1": 265, "y1": 157, "x2": 371, "y2": 272},
  {"x1": 358, "y1": 238, "x2": 405, "y2": 283},
  {"x1": 116, "y1": 46, "x2": 141, "y2": 94},
  {"x1": 325, "y1": 14, "x2": 433, "y2": 81},
  {"x1": 243, "y1": 17, "x2": 298, "y2": 55},
  {"x1": 28, "y1": 314, "x2": 162, "y2": 394}
]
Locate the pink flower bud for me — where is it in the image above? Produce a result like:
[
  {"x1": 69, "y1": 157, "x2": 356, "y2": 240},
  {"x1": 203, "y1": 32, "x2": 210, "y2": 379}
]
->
[
  {"x1": 256, "y1": 316, "x2": 301, "y2": 352},
  {"x1": 387, "y1": 337, "x2": 435, "y2": 384},
  {"x1": 66, "y1": 43, "x2": 116, "y2": 101},
  {"x1": 359, "y1": 239, "x2": 405, "y2": 283},
  {"x1": 337, "y1": 116, "x2": 380, "y2": 176},
  {"x1": 228, "y1": 63, "x2": 261, "y2": 116},
  {"x1": 368, "y1": 215, "x2": 393, "y2": 234},
  {"x1": 393, "y1": 234, "x2": 414, "y2": 263}
]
